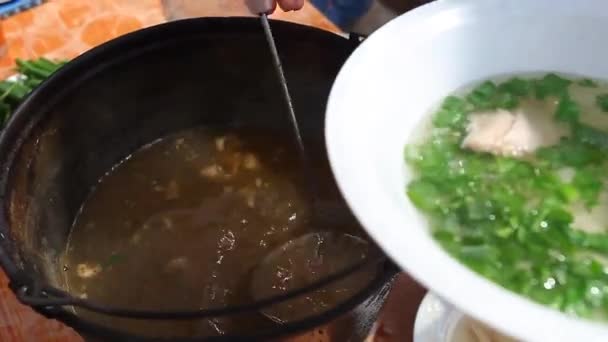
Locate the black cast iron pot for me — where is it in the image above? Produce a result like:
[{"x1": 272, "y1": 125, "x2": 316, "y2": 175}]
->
[{"x1": 0, "y1": 18, "x2": 396, "y2": 341}]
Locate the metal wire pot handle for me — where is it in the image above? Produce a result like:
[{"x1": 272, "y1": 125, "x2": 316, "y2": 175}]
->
[{"x1": 11, "y1": 252, "x2": 390, "y2": 320}]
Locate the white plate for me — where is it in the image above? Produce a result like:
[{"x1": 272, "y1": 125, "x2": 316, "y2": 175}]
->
[
  {"x1": 413, "y1": 293, "x2": 459, "y2": 342},
  {"x1": 414, "y1": 293, "x2": 519, "y2": 342},
  {"x1": 325, "y1": 0, "x2": 608, "y2": 341}
]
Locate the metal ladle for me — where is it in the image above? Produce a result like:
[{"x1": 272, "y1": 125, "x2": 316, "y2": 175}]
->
[
  {"x1": 250, "y1": 232, "x2": 377, "y2": 324},
  {"x1": 246, "y1": 1, "x2": 385, "y2": 324}
]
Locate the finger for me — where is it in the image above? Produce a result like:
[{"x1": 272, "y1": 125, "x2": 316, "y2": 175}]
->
[
  {"x1": 277, "y1": 0, "x2": 304, "y2": 11},
  {"x1": 246, "y1": 0, "x2": 277, "y2": 14}
]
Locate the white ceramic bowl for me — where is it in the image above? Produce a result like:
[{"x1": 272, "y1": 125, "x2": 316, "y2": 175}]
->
[{"x1": 325, "y1": 0, "x2": 608, "y2": 341}]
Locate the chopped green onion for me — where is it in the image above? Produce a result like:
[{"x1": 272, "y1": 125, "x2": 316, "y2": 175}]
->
[
  {"x1": 0, "y1": 57, "x2": 67, "y2": 127},
  {"x1": 578, "y1": 78, "x2": 598, "y2": 88},
  {"x1": 555, "y1": 94, "x2": 580, "y2": 123},
  {"x1": 406, "y1": 73, "x2": 608, "y2": 319},
  {"x1": 596, "y1": 93, "x2": 608, "y2": 112},
  {"x1": 534, "y1": 73, "x2": 572, "y2": 99}
]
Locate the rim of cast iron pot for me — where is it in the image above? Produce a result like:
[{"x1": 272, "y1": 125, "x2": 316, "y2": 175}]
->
[{"x1": 0, "y1": 17, "x2": 395, "y2": 342}]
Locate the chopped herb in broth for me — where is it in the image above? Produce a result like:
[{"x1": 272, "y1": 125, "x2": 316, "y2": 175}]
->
[
  {"x1": 406, "y1": 74, "x2": 608, "y2": 319},
  {"x1": 63, "y1": 128, "x2": 377, "y2": 338}
]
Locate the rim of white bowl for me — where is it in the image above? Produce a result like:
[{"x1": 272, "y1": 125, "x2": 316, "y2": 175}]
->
[{"x1": 325, "y1": 0, "x2": 608, "y2": 341}]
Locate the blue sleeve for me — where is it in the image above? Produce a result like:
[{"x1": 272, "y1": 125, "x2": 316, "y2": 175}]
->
[
  {"x1": 310, "y1": 0, "x2": 374, "y2": 29},
  {"x1": 0, "y1": 0, "x2": 43, "y2": 18}
]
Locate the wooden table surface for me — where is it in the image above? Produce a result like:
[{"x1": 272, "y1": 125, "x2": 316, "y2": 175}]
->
[{"x1": 0, "y1": 1, "x2": 426, "y2": 341}]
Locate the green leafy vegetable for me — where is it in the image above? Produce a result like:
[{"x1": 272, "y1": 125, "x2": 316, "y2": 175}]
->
[
  {"x1": 406, "y1": 73, "x2": 608, "y2": 319},
  {"x1": 534, "y1": 73, "x2": 572, "y2": 99},
  {"x1": 494, "y1": 91, "x2": 518, "y2": 109},
  {"x1": 578, "y1": 78, "x2": 598, "y2": 88},
  {"x1": 573, "y1": 123, "x2": 608, "y2": 151},
  {"x1": 555, "y1": 94, "x2": 580, "y2": 123},
  {"x1": 572, "y1": 167, "x2": 603, "y2": 208},
  {"x1": 433, "y1": 96, "x2": 470, "y2": 129},
  {"x1": 537, "y1": 139, "x2": 605, "y2": 167},
  {"x1": 407, "y1": 179, "x2": 442, "y2": 211},
  {"x1": 466, "y1": 81, "x2": 498, "y2": 110},
  {"x1": 0, "y1": 57, "x2": 67, "y2": 124},
  {"x1": 465, "y1": 80, "x2": 524, "y2": 111},
  {"x1": 596, "y1": 93, "x2": 608, "y2": 112},
  {"x1": 499, "y1": 77, "x2": 532, "y2": 97}
]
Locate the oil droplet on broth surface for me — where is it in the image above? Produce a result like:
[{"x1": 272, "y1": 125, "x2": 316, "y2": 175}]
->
[{"x1": 250, "y1": 232, "x2": 378, "y2": 324}]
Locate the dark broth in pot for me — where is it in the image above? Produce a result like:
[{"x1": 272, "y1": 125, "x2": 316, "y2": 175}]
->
[{"x1": 61, "y1": 127, "x2": 377, "y2": 338}]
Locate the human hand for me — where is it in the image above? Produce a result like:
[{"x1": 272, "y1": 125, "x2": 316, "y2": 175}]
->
[{"x1": 246, "y1": 0, "x2": 304, "y2": 14}]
